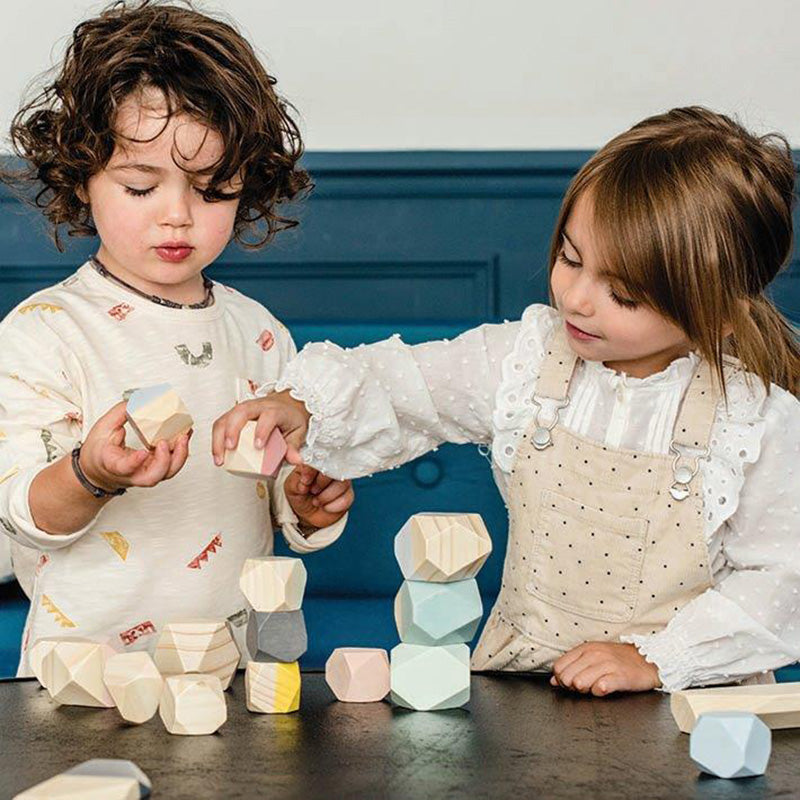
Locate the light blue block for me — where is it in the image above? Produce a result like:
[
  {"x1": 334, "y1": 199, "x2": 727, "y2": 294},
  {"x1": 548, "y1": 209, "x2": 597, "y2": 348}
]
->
[
  {"x1": 65, "y1": 759, "x2": 151, "y2": 798},
  {"x1": 390, "y1": 643, "x2": 470, "y2": 711},
  {"x1": 690, "y1": 712, "x2": 771, "y2": 779},
  {"x1": 394, "y1": 579, "x2": 482, "y2": 646},
  {"x1": 126, "y1": 383, "x2": 172, "y2": 414}
]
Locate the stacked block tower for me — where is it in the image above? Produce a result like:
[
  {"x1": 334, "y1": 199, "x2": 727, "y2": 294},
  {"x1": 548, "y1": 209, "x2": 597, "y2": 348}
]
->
[
  {"x1": 240, "y1": 556, "x2": 308, "y2": 714},
  {"x1": 390, "y1": 513, "x2": 492, "y2": 710}
]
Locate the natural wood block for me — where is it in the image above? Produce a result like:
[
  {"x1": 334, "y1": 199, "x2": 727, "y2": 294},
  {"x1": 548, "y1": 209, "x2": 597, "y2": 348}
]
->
[
  {"x1": 64, "y1": 759, "x2": 151, "y2": 798},
  {"x1": 224, "y1": 422, "x2": 287, "y2": 479},
  {"x1": 153, "y1": 619, "x2": 239, "y2": 690},
  {"x1": 13, "y1": 774, "x2": 139, "y2": 799},
  {"x1": 29, "y1": 637, "x2": 94, "y2": 690},
  {"x1": 126, "y1": 383, "x2": 193, "y2": 448},
  {"x1": 239, "y1": 556, "x2": 307, "y2": 612},
  {"x1": 159, "y1": 674, "x2": 227, "y2": 735},
  {"x1": 690, "y1": 712, "x2": 771, "y2": 778},
  {"x1": 245, "y1": 661, "x2": 301, "y2": 713},
  {"x1": 103, "y1": 652, "x2": 163, "y2": 724},
  {"x1": 325, "y1": 648, "x2": 390, "y2": 703},
  {"x1": 41, "y1": 641, "x2": 116, "y2": 707},
  {"x1": 671, "y1": 682, "x2": 800, "y2": 732},
  {"x1": 394, "y1": 513, "x2": 492, "y2": 582},
  {"x1": 394, "y1": 579, "x2": 482, "y2": 646},
  {"x1": 390, "y1": 643, "x2": 471, "y2": 711},
  {"x1": 246, "y1": 610, "x2": 307, "y2": 662}
]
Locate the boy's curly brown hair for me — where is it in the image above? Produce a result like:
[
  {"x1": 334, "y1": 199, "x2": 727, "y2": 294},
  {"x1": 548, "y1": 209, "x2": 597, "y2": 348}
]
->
[{"x1": 4, "y1": 0, "x2": 311, "y2": 250}]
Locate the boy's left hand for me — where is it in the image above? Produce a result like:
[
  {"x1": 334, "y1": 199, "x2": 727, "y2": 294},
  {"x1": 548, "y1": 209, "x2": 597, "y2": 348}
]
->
[
  {"x1": 284, "y1": 464, "x2": 354, "y2": 532},
  {"x1": 550, "y1": 642, "x2": 661, "y2": 696}
]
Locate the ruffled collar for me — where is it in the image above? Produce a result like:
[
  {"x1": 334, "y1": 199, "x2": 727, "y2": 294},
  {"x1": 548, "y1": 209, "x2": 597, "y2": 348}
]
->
[{"x1": 581, "y1": 350, "x2": 700, "y2": 390}]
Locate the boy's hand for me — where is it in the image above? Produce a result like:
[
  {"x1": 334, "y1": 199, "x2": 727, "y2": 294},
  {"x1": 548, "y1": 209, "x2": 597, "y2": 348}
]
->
[
  {"x1": 283, "y1": 464, "x2": 354, "y2": 531},
  {"x1": 211, "y1": 390, "x2": 311, "y2": 467},
  {"x1": 550, "y1": 642, "x2": 661, "y2": 696},
  {"x1": 80, "y1": 401, "x2": 192, "y2": 492}
]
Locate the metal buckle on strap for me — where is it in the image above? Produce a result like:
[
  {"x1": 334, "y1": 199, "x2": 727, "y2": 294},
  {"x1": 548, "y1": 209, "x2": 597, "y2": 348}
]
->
[
  {"x1": 668, "y1": 442, "x2": 709, "y2": 501},
  {"x1": 530, "y1": 397, "x2": 569, "y2": 451}
]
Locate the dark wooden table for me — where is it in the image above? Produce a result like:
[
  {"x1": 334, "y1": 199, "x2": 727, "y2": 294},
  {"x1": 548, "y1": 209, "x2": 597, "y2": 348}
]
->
[{"x1": 2, "y1": 673, "x2": 798, "y2": 799}]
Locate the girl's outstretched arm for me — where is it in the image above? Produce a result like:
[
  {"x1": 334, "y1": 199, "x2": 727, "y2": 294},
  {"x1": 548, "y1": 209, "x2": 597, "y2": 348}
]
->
[{"x1": 212, "y1": 322, "x2": 519, "y2": 481}]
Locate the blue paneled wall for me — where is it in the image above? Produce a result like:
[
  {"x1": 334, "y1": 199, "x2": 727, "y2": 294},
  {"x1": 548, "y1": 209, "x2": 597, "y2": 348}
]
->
[{"x1": 1, "y1": 152, "x2": 798, "y2": 677}]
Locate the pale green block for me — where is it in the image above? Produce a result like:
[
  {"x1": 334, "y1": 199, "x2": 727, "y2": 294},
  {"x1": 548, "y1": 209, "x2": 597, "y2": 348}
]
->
[
  {"x1": 394, "y1": 579, "x2": 482, "y2": 646},
  {"x1": 390, "y1": 643, "x2": 470, "y2": 711}
]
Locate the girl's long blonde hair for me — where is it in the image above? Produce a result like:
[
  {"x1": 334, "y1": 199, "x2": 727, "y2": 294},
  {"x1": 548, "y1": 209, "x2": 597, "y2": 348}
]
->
[{"x1": 549, "y1": 106, "x2": 799, "y2": 396}]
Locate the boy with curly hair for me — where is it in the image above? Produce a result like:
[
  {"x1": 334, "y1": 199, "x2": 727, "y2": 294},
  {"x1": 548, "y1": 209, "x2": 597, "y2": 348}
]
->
[{"x1": 0, "y1": 0, "x2": 353, "y2": 675}]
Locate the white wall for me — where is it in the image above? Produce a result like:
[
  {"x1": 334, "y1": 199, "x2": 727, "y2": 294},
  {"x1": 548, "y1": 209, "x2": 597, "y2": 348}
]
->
[{"x1": 2, "y1": 0, "x2": 799, "y2": 151}]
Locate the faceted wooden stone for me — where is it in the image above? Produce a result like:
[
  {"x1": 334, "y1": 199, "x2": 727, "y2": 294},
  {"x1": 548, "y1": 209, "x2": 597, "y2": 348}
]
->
[
  {"x1": 395, "y1": 579, "x2": 483, "y2": 646},
  {"x1": 103, "y1": 652, "x2": 163, "y2": 724},
  {"x1": 153, "y1": 619, "x2": 239, "y2": 690},
  {"x1": 29, "y1": 637, "x2": 94, "y2": 690},
  {"x1": 126, "y1": 383, "x2": 193, "y2": 448},
  {"x1": 65, "y1": 760, "x2": 151, "y2": 799},
  {"x1": 245, "y1": 661, "x2": 301, "y2": 713},
  {"x1": 246, "y1": 610, "x2": 307, "y2": 662},
  {"x1": 159, "y1": 674, "x2": 227, "y2": 735},
  {"x1": 224, "y1": 422, "x2": 287, "y2": 479},
  {"x1": 13, "y1": 774, "x2": 139, "y2": 799},
  {"x1": 239, "y1": 556, "x2": 307, "y2": 612},
  {"x1": 325, "y1": 648, "x2": 390, "y2": 703},
  {"x1": 671, "y1": 681, "x2": 800, "y2": 732},
  {"x1": 41, "y1": 641, "x2": 116, "y2": 707},
  {"x1": 690, "y1": 712, "x2": 771, "y2": 778},
  {"x1": 394, "y1": 513, "x2": 492, "y2": 582},
  {"x1": 390, "y1": 643, "x2": 471, "y2": 711}
]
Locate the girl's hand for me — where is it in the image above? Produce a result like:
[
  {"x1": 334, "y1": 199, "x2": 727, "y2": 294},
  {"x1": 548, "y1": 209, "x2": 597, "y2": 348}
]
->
[
  {"x1": 550, "y1": 642, "x2": 661, "y2": 696},
  {"x1": 80, "y1": 401, "x2": 192, "y2": 491},
  {"x1": 283, "y1": 464, "x2": 354, "y2": 530},
  {"x1": 211, "y1": 390, "x2": 311, "y2": 467}
]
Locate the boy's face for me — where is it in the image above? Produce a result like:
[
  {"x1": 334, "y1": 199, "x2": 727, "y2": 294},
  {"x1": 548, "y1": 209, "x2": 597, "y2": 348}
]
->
[
  {"x1": 83, "y1": 88, "x2": 241, "y2": 303},
  {"x1": 550, "y1": 192, "x2": 692, "y2": 379}
]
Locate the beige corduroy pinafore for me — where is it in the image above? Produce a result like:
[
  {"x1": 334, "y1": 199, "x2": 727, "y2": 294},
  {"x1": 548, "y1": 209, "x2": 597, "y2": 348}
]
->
[{"x1": 472, "y1": 324, "x2": 718, "y2": 671}]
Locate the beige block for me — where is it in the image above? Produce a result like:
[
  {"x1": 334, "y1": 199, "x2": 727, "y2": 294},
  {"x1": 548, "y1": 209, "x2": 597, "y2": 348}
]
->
[
  {"x1": 13, "y1": 774, "x2": 139, "y2": 799},
  {"x1": 239, "y1": 556, "x2": 307, "y2": 612},
  {"x1": 152, "y1": 619, "x2": 239, "y2": 690},
  {"x1": 126, "y1": 383, "x2": 193, "y2": 448},
  {"x1": 223, "y1": 422, "x2": 287, "y2": 479},
  {"x1": 671, "y1": 682, "x2": 800, "y2": 733},
  {"x1": 325, "y1": 647, "x2": 390, "y2": 703},
  {"x1": 29, "y1": 637, "x2": 94, "y2": 690},
  {"x1": 394, "y1": 513, "x2": 493, "y2": 582},
  {"x1": 245, "y1": 661, "x2": 301, "y2": 714},
  {"x1": 103, "y1": 652, "x2": 163, "y2": 724},
  {"x1": 41, "y1": 641, "x2": 116, "y2": 707},
  {"x1": 159, "y1": 674, "x2": 227, "y2": 735}
]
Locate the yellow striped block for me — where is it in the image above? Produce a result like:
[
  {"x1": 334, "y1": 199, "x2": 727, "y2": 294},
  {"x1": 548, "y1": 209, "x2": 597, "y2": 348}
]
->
[{"x1": 245, "y1": 661, "x2": 301, "y2": 714}]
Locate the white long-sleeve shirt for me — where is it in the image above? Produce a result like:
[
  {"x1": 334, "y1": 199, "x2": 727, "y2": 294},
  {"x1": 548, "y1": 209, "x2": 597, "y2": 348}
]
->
[
  {"x1": 275, "y1": 304, "x2": 800, "y2": 691},
  {"x1": 0, "y1": 261, "x2": 346, "y2": 675}
]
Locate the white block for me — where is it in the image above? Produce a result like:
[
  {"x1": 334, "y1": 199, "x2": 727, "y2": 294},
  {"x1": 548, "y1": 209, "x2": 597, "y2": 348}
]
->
[
  {"x1": 159, "y1": 674, "x2": 227, "y2": 735},
  {"x1": 690, "y1": 712, "x2": 771, "y2": 779}
]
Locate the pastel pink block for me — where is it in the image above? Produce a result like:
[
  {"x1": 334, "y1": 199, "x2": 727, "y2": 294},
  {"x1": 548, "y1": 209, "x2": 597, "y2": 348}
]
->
[
  {"x1": 224, "y1": 422, "x2": 287, "y2": 480},
  {"x1": 261, "y1": 427, "x2": 288, "y2": 478},
  {"x1": 325, "y1": 647, "x2": 390, "y2": 703}
]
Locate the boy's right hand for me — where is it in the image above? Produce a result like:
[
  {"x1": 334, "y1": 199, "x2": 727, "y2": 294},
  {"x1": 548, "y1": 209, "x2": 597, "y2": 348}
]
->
[
  {"x1": 79, "y1": 401, "x2": 192, "y2": 492},
  {"x1": 211, "y1": 390, "x2": 311, "y2": 467}
]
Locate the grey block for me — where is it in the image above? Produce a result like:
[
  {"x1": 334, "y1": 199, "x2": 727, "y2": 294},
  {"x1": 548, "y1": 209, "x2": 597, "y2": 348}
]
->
[
  {"x1": 65, "y1": 759, "x2": 151, "y2": 798},
  {"x1": 246, "y1": 610, "x2": 307, "y2": 662}
]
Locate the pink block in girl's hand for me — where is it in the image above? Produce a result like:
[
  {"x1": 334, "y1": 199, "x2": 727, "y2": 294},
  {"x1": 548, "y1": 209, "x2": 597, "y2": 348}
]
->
[{"x1": 261, "y1": 428, "x2": 288, "y2": 478}]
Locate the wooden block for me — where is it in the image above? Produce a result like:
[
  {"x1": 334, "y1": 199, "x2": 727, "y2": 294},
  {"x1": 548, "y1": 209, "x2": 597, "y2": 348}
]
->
[
  {"x1": 153, "y1": 619, "x2": 239, "y2": 690},
  {"x1": 394, "y1": 513, "x2": 492, "y2": 582},
  {"x1": 224, "y1": 422, "x2": 287, "y2": 479},
  {"x1": 390, "y1": 643, "x2": 470, "y2": 710},
  {"x1": 126, "y1": 383, "x2": 193, "y2": 448},
  {"x1": 671, "y1": 682, "x2": 800, "y2": 732},
  {"x1": 13, "y1": 774, "x2": 139, "y2": 799},
  {"x1": 41, "y1": 641, "x2": 116, "y2": 707},
  {"x1": 29, "y1": 637, "x2": 94, "y2": 690},
  {"x1": 65, "y1": 760, "x2": 151, "y2": 798},
  {"x1": 246, "y1": 610, "x2": 307, "y2": 662},
  {"x1": 245, "y1": 661, "x2": 301, "y2": 713},
  {"x1": 395, "y1": 579, "x2": 482, "y2": 646},
  {"x1": 159, "y1": 674, "x2": 227, "y2": 735},
  {"x1": 325, "y1": 647, "x2": 390, "y2": 703},
  {"x1": 690, "y1": 712, "x2": 771, "y2": 778},
  {"x1": 103, "y1": 652, "x2": 163, "y2": 724},
  {"x1": 239, "y1": 556, "x2": 307, "y2": 612}
]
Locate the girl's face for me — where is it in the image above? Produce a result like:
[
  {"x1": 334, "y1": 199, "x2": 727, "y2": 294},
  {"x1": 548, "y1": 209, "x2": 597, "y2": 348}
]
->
[
  {"x1": 83, "y1": 89, "x2": 241, "y2": 304},
  {"x1": 550, "y1": 192, "x2": 692, "y2": 379}
]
